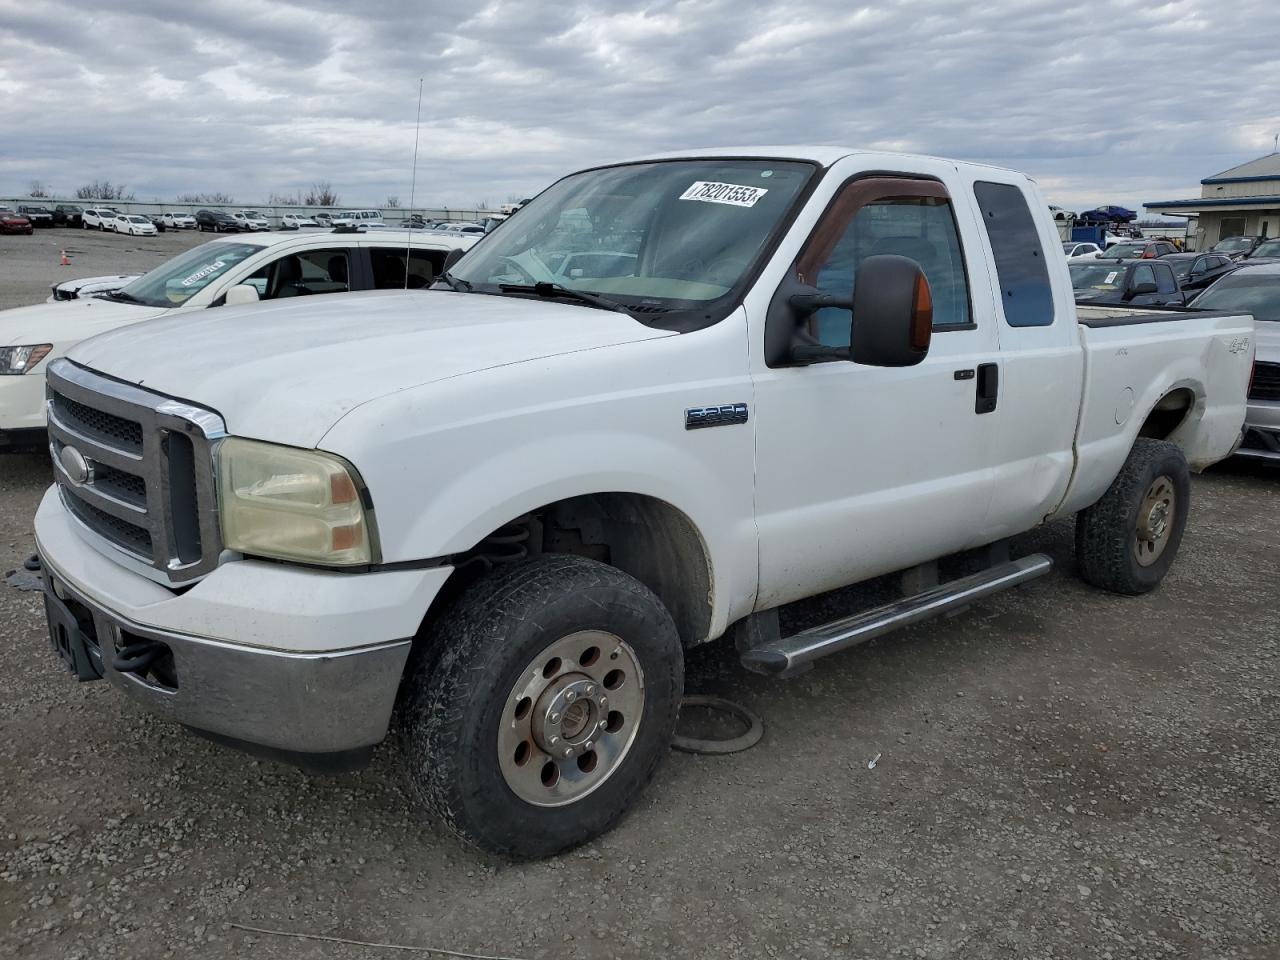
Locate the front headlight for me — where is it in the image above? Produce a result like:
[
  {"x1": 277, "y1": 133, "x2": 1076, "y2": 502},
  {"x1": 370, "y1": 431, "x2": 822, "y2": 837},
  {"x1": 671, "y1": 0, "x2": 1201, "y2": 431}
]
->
[
  {"x1": 217, "y1": 437, "x2": 378, "y2": 566},
  {"x1": 0, "y1": 344, "x2": 53, "y2": 375}
]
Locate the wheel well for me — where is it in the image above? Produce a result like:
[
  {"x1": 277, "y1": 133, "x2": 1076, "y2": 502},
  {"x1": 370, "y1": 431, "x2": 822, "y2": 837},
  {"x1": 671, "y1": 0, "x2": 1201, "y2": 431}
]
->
[
  {"x1": 1137, "y1": 388, "x2": 1195, "y2": 441},
  {"x1": 420, "y1": 493, "x2": 714, "y2": 648}
]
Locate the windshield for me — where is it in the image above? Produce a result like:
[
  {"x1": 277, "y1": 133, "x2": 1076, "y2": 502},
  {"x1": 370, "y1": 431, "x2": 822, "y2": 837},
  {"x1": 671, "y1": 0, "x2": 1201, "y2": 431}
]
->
[
  {"x1": 127, "y1": 216, "x2": 149, "y2": 223},
  {"x1": 448, "y1": 159, "x2": 815, "y2": 321},
  {"x1": 1102, "y1": 243, "x2": 1147, "y2": 259},
  {"x1": 1189, "y1": 273, "x2": 1280, "y2": 321},
  {"x1": 1214, "y1": 237, "x2": 1253, "y2": 253},
  {"x1": 1170, "y1": 260, "x2": 1194, "y2": 280},
  {"x1": 1069, "y1": 262, "x2": 1127, "y2": 291},
  {"x1": 115, "y1": 241, "x2": 264, "y2": 307},
  {"x1": 1250, "y1": 240, "x2": 1280, "y2": 258}
]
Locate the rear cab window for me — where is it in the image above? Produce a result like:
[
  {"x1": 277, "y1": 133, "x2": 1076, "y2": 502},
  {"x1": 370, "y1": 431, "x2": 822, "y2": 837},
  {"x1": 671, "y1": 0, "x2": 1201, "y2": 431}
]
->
[{"x1": 973, "y1": 181, "x2": 1055, "y2": 327}]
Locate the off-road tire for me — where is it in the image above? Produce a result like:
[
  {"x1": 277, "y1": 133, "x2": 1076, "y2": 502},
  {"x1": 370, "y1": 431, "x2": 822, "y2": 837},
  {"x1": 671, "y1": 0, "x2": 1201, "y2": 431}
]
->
[
  {"x1": 398, "y1": 555, "x2": 684, "y2": 858},
  {"x1": 1076, "y1": 438, "x2": 1191, "y2": 595}
]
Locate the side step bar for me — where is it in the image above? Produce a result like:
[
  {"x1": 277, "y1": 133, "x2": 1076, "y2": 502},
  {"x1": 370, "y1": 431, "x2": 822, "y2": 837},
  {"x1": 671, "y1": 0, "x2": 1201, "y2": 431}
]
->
[{"x1": 740, "y1": 553, "x2": 1053, "y2": 677}]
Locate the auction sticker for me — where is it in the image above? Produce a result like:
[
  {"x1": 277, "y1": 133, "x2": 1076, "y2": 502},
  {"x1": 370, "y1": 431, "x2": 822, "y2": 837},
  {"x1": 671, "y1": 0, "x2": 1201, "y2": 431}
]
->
[
  {"x1": 180, "y1": 260, "x2": 227, "y2": 287},
  {"x1": 1105, "y1": 271, "x2": 1118, "y2": 284},
  {"x1": 679, "y1": 181, "x2": 768, "y2": 207}
]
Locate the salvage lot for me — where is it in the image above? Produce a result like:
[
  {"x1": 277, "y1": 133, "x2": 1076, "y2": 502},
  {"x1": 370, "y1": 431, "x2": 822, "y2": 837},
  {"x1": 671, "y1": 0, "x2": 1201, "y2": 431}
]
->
[{"x1": 1, "y1": 234, "x2": 1278, "y2": 959}]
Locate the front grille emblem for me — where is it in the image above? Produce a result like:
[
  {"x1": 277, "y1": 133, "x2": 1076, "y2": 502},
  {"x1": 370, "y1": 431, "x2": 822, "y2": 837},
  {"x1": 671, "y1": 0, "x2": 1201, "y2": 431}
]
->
[{"x1": 60, "y1": 445, "x2": 93, "y2": 486}]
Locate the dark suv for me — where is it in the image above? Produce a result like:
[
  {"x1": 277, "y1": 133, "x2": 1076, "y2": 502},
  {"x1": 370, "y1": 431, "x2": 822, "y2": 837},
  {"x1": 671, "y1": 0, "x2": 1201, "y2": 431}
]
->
[
  {"x1": 53, "y1": 204, "x2": 83, "y2": 227},
  {"x1": 195, "y1": 209, "x2": 241, "y2": 232},
  {"x1": 18, "y1": 205, "x2": 54, "y2": 228}
]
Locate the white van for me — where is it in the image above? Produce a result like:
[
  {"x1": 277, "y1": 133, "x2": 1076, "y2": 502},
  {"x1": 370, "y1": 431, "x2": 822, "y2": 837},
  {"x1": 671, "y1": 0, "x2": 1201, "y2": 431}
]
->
[{"x1": 332, "y1": 209, "x2": 384, "y2": 230}]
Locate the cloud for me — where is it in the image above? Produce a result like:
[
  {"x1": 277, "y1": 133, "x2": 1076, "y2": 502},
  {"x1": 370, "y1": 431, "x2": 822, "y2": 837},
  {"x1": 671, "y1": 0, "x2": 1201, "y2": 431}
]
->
[{"x1": 0, "y1": 0, "x2": 1276, "y2": 214}]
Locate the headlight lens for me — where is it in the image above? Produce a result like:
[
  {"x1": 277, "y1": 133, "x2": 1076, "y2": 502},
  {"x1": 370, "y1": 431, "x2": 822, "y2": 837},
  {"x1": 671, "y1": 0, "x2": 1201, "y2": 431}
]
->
[
  {"x1": 0, "y1": 344, "x2": 53, "y2": 375},
  {"x1": 217, "y1": 438, "x2": 377, "y2": 566}
]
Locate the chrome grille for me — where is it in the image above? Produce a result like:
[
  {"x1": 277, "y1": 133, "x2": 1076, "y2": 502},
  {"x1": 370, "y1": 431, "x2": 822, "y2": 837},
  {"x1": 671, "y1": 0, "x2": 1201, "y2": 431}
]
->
[{"x1": 46, "y1": 359, "x2": 226, "y2": 586}]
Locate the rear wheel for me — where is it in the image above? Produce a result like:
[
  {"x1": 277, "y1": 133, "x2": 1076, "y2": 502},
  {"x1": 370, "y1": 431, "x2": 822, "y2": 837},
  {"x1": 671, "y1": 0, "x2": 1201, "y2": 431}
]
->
[
  {"x1": 1076, "y1": 438, "x2": 1191, "y2": 595},
  {"x1": 399, "y1": 555, "x2": 683, "y2": 858}
]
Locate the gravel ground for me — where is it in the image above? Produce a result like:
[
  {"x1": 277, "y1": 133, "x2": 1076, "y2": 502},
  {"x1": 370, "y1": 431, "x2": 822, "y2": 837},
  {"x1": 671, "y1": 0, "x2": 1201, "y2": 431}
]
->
[{"x1": 1, "y1": 233, "x2": 1278, "y2": 959}]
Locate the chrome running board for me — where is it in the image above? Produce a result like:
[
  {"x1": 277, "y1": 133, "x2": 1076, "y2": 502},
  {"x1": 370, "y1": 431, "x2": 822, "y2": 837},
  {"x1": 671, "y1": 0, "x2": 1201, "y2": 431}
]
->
[{"x1": 740, "y1": 554, "x2": 1053, "y2": 677}]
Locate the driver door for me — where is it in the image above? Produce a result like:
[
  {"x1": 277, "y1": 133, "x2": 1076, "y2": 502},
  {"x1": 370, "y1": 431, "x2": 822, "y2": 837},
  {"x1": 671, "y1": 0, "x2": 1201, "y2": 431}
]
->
[{"x1": 749, "y1": 167, "x2": 1002, "y2": 610}]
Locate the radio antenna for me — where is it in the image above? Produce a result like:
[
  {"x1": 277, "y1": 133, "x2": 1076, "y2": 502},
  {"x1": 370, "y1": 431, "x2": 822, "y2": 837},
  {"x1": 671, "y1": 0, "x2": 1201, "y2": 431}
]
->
[{"x1": 404, "y1": 76, "x2": 424, "y2": 289}]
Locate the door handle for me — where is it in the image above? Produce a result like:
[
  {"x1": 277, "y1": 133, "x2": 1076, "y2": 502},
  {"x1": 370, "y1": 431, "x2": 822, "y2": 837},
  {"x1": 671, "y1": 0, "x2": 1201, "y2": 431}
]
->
[{"x1": 975, "y1": 362, "x2": 998, "y2": 414}]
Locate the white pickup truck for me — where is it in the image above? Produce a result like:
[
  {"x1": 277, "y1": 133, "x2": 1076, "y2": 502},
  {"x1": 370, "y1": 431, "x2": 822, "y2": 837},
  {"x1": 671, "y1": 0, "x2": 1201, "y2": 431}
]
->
[{"x1": 33, "y1": 147, "x2": 1253, "y2": 858}]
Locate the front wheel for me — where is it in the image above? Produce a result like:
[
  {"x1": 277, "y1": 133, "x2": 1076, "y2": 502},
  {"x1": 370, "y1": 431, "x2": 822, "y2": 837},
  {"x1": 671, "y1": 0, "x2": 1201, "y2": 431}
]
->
[
  {"x1": 399, "y1": 555, "x2": 684, "y2": 858},
  {"x1": 1076, "y1": 438, "x2": 1191, "y2": 595}
]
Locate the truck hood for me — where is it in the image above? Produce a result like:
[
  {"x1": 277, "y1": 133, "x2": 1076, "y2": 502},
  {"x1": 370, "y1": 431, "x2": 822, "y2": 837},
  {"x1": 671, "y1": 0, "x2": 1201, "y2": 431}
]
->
[
  {"x1": 68, "y1": 289, "x2": 675, "y2": 445},
  {"x1": 0, "y1": 297, "x2": 169, "y2": 346}
]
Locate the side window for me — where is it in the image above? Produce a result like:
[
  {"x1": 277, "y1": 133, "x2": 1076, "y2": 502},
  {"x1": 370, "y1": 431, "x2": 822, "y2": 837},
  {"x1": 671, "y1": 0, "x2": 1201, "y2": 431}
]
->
[
  {"x1": 370, "y1": 247, "x2": 443, "y2": 289},
  {"x1": 1154, "y1": 264, "x2": 1177, "y2": 294},
  {"x1": 258, "y1": 248, "x2": 351, "y2": 300},
  {"x1": 973, "y1": 181, "x2": 1054, "y2": 327},
  {"x1": 1131, "y1": 264, "x2": 1156, "y2": 289},
  {"x1": 799, "y1": 183, "x2": 972, "y2": 347}
]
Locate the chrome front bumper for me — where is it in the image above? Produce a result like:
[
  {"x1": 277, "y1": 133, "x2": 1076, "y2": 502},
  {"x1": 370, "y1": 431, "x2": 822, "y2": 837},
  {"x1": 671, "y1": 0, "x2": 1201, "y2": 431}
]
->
[
  {"x1": 40, "y1": 563, "x2": 411, "y2": 769},
  {"x1": 1238, "y1": 399, "x2": 1280, "y2": 461}
]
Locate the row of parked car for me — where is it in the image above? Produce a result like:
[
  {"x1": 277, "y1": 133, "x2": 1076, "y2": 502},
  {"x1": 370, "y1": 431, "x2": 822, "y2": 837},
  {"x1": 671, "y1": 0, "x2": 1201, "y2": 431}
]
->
[{"x1": 1064, "y1": 235, "x2": 1280, "y2": 308}]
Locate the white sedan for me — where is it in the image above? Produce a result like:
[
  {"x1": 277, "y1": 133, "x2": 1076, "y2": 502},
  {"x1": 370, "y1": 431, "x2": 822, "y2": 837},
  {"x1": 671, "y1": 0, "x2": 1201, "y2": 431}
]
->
[
  {"x1": 1063, "y1": 241, "x2": 1102, "y2": 260},
  {"x1": 161, "y1": 212, "x2": 197, "y2": 229},
  {"x1": 112, "y1": 214, "x2": 158, "y2": 236},
  {"x1": 281, "y1": 214, "x2": 320, "y2": 230}
]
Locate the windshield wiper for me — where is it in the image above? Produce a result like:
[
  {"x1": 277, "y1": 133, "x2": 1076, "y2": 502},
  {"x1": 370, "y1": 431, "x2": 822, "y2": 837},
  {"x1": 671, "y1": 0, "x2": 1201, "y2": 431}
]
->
[
  {"x1": 101, "y1": 290, "x2": 144, "y2": 304},
  {"x1": 437, "y1": 271, "x2": 473, "y2": 292},
  {"x1": 497, "y1": 282, "x2": 630, "y2": 314}
]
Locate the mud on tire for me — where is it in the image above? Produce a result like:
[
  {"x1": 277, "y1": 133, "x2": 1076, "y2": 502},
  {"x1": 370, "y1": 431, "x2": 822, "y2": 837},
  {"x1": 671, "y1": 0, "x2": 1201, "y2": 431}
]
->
[
  {"x1": 397, "y1": 554, "x2": 684, "y2": 858},
  {"x1": 1075, "y1": 438, "x2": 1191, "y2": 595}
]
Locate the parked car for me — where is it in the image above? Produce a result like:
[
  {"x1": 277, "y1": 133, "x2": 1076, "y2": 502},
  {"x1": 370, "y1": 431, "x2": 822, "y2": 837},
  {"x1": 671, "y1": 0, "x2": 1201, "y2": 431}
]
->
[
  {"x1": 332, "y1": 208, "x2": 384, "y2": 229},
  {"x1": 1077, "y1": 205, "x2": 1137, "y2": 224},
  {"x1": 1062, "y1": 241, "x2": 1101, "y2": 259},
  {"x1": 112, "y1": 214, "x2": 158, "y2": 236},
  {"x1": 26, "y1": 147, "x2": 1253, "y2": 858},
  {"x1": 1099, "y1": 239, "x2": 1178, "y2": 260},
  {"x1": 0, "y1": 207, "x2": 33, "y2": 235},
  {"x1": 195, "y1": 209, "x2": 241, "y2": 232},
  {"x1": 47, "y1": 274, "x2": 140, "y2": 302},
  {"x1": 147, "y1": 215, "x2": 167, "y2": 233},
  {"x1": 81, "y1": 208, "x2": 119, "y2": 230},
  {"x1": 313, "y1": 212, "x2": 336, "y2": 227},
  {"x1": 52, "y1": 205, "x2": 83, "y2": 228},
  {"x1": 1211, "y1": 236, "x2": 1262, "y2": 259},
  {"x1": 1069, "y1": 259, "x2": 1184, "y2": 305},
  {"x1": 160, "y1": 212, "x2": 197, "y2": 229},
  {"x1": 1244, "y1": 238, "x2": 1280, "y2": 261},
  {"x1": 281, "y1": 213, "x2": 319, "y2": 230},
  {"x1": 0, "y1": 229, "x2": 479, "y2": 448},
  {"x1": 234, "y1": 211, "x2": 271, "y2": 231},
  {"x1": 1187, "y1": 262, "x2": 1279, "y2": 460},
  {"x1": 1161, "y1": 253, "x2": 1236, "y2": 292},
  {"x1": 18, "y1": 205, "x2": 54, "y2": 228}
]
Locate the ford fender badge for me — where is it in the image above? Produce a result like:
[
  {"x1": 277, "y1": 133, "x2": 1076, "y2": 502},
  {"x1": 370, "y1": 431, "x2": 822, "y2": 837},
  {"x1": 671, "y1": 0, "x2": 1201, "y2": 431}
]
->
[{"x1": 685, "y1": 403, "x2": 749, "y2": 430}]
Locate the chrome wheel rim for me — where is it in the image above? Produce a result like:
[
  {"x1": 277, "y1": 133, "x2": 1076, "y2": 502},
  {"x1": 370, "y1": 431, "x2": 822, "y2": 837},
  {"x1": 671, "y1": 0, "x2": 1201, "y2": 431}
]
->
[
  {"x1": 497, "y1": 630, "x2": 645, "y2": 807},
  {"x1": 1134, "y1": 475, "x2": 1176, "y2": 567}
]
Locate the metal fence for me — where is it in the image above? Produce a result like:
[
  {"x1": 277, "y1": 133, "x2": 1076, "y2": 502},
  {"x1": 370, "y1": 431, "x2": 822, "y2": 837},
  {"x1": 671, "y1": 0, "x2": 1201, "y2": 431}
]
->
[{"x1": 0, "y1": 197, "x2": 491, "y2": 226}]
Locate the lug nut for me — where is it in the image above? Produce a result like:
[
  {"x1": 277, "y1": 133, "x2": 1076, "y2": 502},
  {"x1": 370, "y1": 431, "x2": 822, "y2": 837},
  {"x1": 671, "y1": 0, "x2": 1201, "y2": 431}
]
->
[
  {"x1": 549, "y1": 736, "x2": 560, "y2": 746},
  {"x1": 585, "y1": 685, "x2": 595, "y2": 696},
  {"x1": 563, "y1": 747, "x2": 573, "y2": 758},
  {"x1": 566, "y1": 691, "x2": 576, "y2": 703},
  {"x1": 598, "y1": 719, "x2": 608, "y2": 730},
  {"x1": 599, "y1": 696, "x2": 607, "y2": 707},
  {"x1": 550, "y1": 712, "x2": 561, "y2": 723},
  {"x1": 585, "y1": 740, "x2": 593, "y2": 751}
]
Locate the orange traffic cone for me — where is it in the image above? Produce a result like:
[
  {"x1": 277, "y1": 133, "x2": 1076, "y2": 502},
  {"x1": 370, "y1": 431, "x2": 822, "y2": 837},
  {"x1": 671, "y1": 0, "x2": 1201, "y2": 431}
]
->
[{"x1": 59, "y1": 250, "x2": 70, "y2": 267}]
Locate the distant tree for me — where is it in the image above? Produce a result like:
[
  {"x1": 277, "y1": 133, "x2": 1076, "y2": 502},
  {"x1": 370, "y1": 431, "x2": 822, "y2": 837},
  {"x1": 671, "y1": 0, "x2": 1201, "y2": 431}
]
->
[
  {"x1": 75, "y1": 179, "x2": 135, "y2": 200},
  {"x1": 474, "y1": 199, "x2": 491, "y2": 210},
  {"x1": 267, "y1": 191, "x2": 302, "y2": 206},
  {"x1": 175, "y1": 191, "x2": 235, "y2": 203},
  {"x1": 385, "y1": 195, "x2": 401, "y2": 208},
  {"x1": 28, "y1": 180, "x2": 50, "y2": 198},
  {"x1": 303, "y1": 181, "x2": 340, "y2": 206}
]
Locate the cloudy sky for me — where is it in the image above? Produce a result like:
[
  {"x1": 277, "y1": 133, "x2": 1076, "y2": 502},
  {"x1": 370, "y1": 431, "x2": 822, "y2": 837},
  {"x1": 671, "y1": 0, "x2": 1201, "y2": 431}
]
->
[{"x1": 1, "y1": 0, "x2": 1276, "y2": 216}]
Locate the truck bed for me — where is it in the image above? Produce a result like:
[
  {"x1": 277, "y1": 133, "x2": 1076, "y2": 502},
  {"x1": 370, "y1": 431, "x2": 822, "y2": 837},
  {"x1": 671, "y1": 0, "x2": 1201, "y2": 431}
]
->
[{"x1": 1076, "y1": 305, "x2": 1247, "y2": 328}]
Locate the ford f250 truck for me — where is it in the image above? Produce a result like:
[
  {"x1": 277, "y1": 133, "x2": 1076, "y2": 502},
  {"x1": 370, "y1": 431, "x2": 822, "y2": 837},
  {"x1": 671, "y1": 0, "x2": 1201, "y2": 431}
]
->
[{"x1": 33, "y1": 147, "x2": 1253, "y2": 858}]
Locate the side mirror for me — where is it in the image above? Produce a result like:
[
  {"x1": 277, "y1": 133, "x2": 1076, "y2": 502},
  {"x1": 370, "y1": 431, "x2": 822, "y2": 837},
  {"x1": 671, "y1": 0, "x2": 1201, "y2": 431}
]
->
[
  {"x1": 786, "y1": 255, "x2": 933, "y2": 366},
  {"x1": 442, "y1": 247, "x2": 466, "y2": 274},
  {"x1": 224, "y1": 284, "x2": 260, "y2": 306},
  {"x1": 1130, "y1": 281, "x2": 1158, "y2": 296}
]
